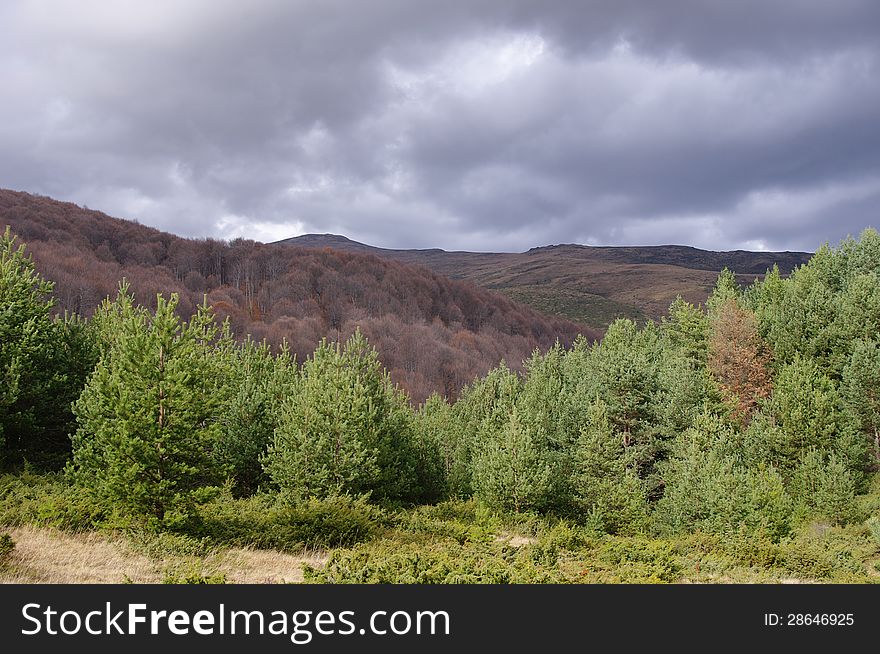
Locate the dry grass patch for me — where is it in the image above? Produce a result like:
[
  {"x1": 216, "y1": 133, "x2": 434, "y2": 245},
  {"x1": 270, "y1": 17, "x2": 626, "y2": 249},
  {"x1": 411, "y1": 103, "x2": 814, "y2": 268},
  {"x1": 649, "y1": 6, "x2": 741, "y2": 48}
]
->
[
  {"x1": 219, "y1": 547, "x2": 328, "y2": 584},
  {"x1": 0, "y1": 525, "x2": 161, "y2": 583},
  {"x1": 494, "y1": 532, "x2": 537, "y2": 547},
  {"x1": 0, "y1": 526, "x2": 329, "y2": 584}
]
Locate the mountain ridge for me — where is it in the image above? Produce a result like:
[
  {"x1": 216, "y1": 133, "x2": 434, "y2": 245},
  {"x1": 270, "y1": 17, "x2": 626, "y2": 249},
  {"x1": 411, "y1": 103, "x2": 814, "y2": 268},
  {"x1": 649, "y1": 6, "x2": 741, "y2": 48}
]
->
[
  {"x1": 276, "y1": 233, "x2": 812, "y2": 327},
  {"x1": 279, "y1": 232, "x2": 811, "y2": 275}
]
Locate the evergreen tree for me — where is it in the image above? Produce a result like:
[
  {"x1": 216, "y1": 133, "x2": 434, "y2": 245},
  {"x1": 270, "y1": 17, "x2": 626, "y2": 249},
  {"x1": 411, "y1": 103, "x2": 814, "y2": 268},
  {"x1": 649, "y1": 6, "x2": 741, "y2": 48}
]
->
[
  {"x1": 571, "y1": 400, "x2": 648, "y2": 534},
  {"x1": 581, "y1": 319, "x2": 666, "y2": 488},
  {"x1": 471, "y1": 407, "x2": 552, "y2": 513},
  {"x1": 413, "y1": 394, "x2": 454, "y2": 502},
  {"x1": 706, "y1": 267, "x2": 739, "y2": 315},
  {"x1": 448, "y1": 363, "x2": 521, "y2": 496},
  {"x1": 790, "y1": 449, "x2": 861, "y2": 525},
  {"x1": 842, "y1": 339, "x2": 880, "y2": 463},
  {"x1": 764, "y1": 356, "x2": 867, "y2": 478},
  {"x1": 70, "y1": 288, "x2": 226, "y2": 527},
  {"x1": 215, "y1": 338, "x2": 292, "y2": 496},
  {"x1": 516, "y1": 342, "x2": 589, "y2": 511},
  {"x1": 661, "y1": 296, "x2": 709, "y2": 365},
  {"x1": 1, "y1": 227, "x2": 97, "y2": 468},
  {"x1": 657, "y1": 421, "x2": 792, "y2": 540},
  {"x1": 1, "y1": 226, "x2": 53, "y2": 464},
  {"x1": 264, "y1": 329, "x2": 418, "y2": 502}
]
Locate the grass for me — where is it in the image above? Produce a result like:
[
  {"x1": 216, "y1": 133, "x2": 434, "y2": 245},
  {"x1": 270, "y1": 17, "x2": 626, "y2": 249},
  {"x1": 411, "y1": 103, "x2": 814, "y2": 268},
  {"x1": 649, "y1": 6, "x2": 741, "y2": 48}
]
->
[
  {"x1": 499, "y1": 285, "x2": 646, "y2": 329},
  {"x1": 1, "y1": 475, "x2": 878, "y2": 584},
  {"x1": 370, "y1": 245, "x2": 777, "y2": 329},
  {"x1": 1, "y1": 525, "x2": 162, "y2": 583},
  {"x1": 0, "y1": 525, "x2": 327, "y2": 584}
]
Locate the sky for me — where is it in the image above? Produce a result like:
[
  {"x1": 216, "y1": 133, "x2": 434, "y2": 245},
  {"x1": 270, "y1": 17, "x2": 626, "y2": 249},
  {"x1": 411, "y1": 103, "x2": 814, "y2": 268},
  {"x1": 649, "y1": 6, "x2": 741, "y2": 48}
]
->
[{"x1": 1, "y1": 1, "x2": 879, "y2": 253}]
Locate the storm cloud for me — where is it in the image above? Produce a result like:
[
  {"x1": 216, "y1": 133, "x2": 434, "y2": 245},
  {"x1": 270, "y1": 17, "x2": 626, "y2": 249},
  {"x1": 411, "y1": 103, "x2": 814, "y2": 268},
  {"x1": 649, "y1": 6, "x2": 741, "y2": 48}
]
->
[{"x1": 1, "y1": 0, "x2": 879, "y2": 251}]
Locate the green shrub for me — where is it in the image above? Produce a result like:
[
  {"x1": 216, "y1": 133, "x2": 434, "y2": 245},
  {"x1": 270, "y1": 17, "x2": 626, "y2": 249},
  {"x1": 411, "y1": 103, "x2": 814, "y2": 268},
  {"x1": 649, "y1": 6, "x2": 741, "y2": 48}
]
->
[
  {"x1": 595, "y1": 538, "x2": 681, "y2": 583},
  {"x1": 867, "y1": 516, "x2": 880, "y2": 548},
  {"x1": 0, "y1": 472, "x2": 106, "y2": 531},
  {"x1": 535, "y1": 521, "x2": 594, "y2": 553},
  {"x1": 0, "y1": 532, "x2": 14, "y2": 565},
  {"x1": 194, "y1": 493, "x2": 384, "y2": 551},
  {"x1": 777, "y1": 527, "x2": 872, "y2": 580},
  {"x1": 162, "y1": 567, "x2": 227, "y2": 584},
  {"x1": 394, "y1": 500, "x2": 500, "y2": 545},
  {"x1": 718, "y1": 529, "x2": 782, "y2": 568},
  {"x1": 304, "y1": 541, "x2": 569, "y2": 584}
]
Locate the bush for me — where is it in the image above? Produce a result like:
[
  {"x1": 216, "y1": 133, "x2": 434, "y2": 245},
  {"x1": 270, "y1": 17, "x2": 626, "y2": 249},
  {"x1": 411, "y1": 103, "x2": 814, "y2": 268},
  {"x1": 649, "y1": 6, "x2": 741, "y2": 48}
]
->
[
  {"x1": 194, "y1": 493, "x2": 385, "y2": 551},
  {"x1": 595, "y1": 538, "x2": 681, "y2": 583},
  {"x1": 162, "y1": 567, "x2": 226, "y2": 584},
  {"x1": 304, "y1": 540, "x2": 569, "y2": 584},
  {"x1": 777, "y1": 526, "x2": 874, "y2": 580},
  {"x1": 0, "y1": 532, "x2": 14, "y2": 565},
  {"x1": 867, "y1": 516, "x2": 880, "y2": 548},
  {"x1": 717, "y1": 529, "x2": 782, "y2": 569},
  {"x1": 0, "y1": 472, "x2": 106, "y2": 531},
  {"x1": 656, "y1": 439, "x2": 792, "y2": 540},
  {"x1": 395, "y1": 499, "x2": 503, "y2": 544}
]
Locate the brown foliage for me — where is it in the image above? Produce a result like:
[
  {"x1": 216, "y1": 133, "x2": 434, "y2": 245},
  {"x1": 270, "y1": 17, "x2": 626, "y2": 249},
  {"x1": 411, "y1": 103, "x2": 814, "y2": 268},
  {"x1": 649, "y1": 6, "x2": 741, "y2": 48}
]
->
[
  {"x1": 0, "y1": 189, "x2": 596, "y2": 403},
  {"x1": 708, "y1": 299, "x2": 773, "y2": 424}
]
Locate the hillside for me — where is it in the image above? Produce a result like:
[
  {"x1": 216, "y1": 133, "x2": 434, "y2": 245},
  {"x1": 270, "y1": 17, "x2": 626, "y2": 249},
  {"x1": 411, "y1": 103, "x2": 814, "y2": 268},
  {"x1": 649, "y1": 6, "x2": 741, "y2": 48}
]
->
[
  {"x1": 0, "y1": 189, "x2": 592, "y2": 402},
  {"x1": 277, "y1": 235, "x2": 812, "y2": 328}
]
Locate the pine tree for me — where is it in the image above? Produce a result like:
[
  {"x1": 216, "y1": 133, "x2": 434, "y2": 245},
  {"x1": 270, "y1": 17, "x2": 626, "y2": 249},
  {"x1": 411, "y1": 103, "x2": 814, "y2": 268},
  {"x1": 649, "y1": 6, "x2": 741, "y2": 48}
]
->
[
  {"x1": 790, "y1": 449, "x2": 861, "y2": 525},
  {"x1": 762, "y1": 356, "x2": 868, "y2": 483},
  {"x1": 70, "y1": 287, "x2": 226, "y2": 527},
  {"x1": 662, "y1": 296, "x2": 709, "y2": 365},
  {"x1": 264, "y1": 329, "x2": 418, "y2": 502},
  {"x1": 571, "y1": 400, "x2": 648, "y2": 534},
  {"x1": 516, "y1": 342, "x2": 587, "y2": 511},
  {"x1": 215, "y1": 337, "x2": 291, "y2": 496},
  {"x1": 412, "y1": 393, "x2": 454, "y2": 502},
  {"x1": 471, "y1": 407, "x2": 552, "y2": 513},
  {"x1": 707, "y1": 299, "x2": 773, "y2": 425},
  {"x1": 1, "y1": 227, "x2": 96, "y2": 468},
  {"x1": 706, "y1": 267, "x2": 740, "y2": 315},
  {"x1": 657, "y1": 421, "x2": 792, "y2": 539},
  {"x1": 1, "y1": 227, "x2": 53, "y2": 462},
  {"x1": 447, "y1": 362, "x2": 521, "y2": 496},
  {"x1": 583, "y1": 319, "x2": 666, "y2": 483},
  {"x1": 841, "y1": 339, "x2": 880, "y2": 464}
]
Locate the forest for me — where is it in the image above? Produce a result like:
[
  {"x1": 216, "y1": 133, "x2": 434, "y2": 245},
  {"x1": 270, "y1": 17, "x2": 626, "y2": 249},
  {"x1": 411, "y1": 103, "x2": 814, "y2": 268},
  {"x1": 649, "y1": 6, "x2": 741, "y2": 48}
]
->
[
  {"x1": 0, "y1": 189, "x2": 593, "y2": 404},
  {"x1": 2, "y1": 223, "x2": 880, "y2": 583}
]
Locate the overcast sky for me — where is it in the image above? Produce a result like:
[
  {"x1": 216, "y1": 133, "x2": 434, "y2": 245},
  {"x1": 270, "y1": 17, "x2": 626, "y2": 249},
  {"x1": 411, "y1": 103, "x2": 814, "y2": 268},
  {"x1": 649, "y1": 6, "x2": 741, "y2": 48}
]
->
[{"x1": 2, "y1": 1, "x2": 879, "y2": 252}]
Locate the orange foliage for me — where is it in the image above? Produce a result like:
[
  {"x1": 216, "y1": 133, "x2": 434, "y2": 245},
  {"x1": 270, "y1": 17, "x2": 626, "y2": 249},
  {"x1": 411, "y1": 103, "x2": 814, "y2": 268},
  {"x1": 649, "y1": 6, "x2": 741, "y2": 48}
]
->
[{"x1": 708, "y1": 299, "x2": 773, "y2": 424}]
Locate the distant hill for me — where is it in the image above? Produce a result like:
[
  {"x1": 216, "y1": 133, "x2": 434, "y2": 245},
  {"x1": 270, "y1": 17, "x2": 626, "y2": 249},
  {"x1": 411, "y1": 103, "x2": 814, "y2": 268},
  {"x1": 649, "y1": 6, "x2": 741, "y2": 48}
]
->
[
  {"x1": 277, "y1": 234, "x2": 812, "y2": 328},
  {"x1": 0, "y1": 189, "x2": 593, "y2": 402}
]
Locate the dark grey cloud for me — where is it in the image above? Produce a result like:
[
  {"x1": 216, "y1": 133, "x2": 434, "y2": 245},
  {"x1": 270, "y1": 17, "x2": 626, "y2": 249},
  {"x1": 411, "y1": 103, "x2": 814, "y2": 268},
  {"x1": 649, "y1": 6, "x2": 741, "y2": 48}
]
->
[{"x1": 1, "y1": 0, "x2": 879, "y2": 252}]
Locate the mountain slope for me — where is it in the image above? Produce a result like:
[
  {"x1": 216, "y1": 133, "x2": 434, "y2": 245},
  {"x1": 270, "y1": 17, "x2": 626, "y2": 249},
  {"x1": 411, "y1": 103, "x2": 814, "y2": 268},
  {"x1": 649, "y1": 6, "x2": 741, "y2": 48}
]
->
[
  {"x1": 0, "y1": 189, "x2": 592, "y2": 402},
  {"x1": 277, "y1": 235, "x2": 812, "y2": 327}
]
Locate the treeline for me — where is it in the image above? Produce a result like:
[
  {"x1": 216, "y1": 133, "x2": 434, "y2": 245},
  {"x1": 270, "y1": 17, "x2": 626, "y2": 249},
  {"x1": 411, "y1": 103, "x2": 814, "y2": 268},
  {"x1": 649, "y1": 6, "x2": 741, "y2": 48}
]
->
[
  {"x1": 2, "y1": 224, "x2": 879, "y2": 544},
  {"x1": 0, "y1": 190, "x2": 593, "y2": 402}
]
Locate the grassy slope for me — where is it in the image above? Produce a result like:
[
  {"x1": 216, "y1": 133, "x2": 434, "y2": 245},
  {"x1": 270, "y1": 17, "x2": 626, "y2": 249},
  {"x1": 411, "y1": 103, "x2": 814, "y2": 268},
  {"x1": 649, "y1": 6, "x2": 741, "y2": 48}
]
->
[{"x1": 277, "y1": 236, "x2": 811, "y2": 329}]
